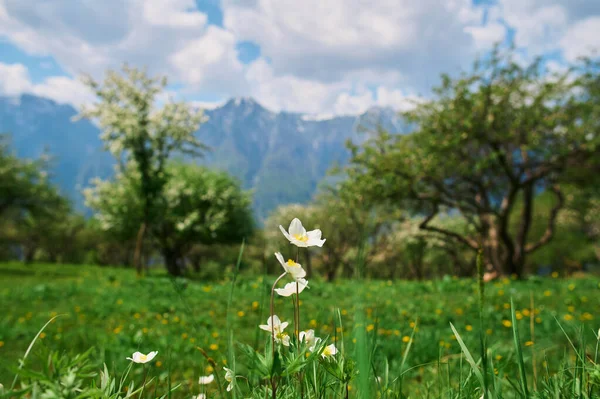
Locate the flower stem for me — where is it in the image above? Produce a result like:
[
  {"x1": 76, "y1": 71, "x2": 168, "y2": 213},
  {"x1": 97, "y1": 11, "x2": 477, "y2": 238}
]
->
[
  {"x1": 270, "y1": 272, "x2": 287, "y2": 399},
  {"x1": 296, "y1": 247, "x2": 303, "y2": 399},
  {"x1": 295, "y1": 246, "x2": 300, "y2": 343}
]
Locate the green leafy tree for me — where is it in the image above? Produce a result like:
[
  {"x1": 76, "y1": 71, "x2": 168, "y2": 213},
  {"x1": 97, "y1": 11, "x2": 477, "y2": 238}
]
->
[
  {"x1": 346, "y1": 49, "x2": 600, "y2": 277},
  {"x1": 85, "y1": 162, "x2": 254, "y2": 275},
  {"x1": 264, "y1": 186, "x2": 395, "y2": 281},
  {"x1": 0, "y1": 135, "x2": 79, "y2": 262},
  {"x1": 0, "y1": 136, "x2": 55, "y2": 218},
  {"x1": 78, "y1": 65, "x2": 207, "y2": 274}
]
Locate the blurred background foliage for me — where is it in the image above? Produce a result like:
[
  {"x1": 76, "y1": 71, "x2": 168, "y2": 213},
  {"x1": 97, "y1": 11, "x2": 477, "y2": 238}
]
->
[{"x1": 1, "y1": 47, "x2": 599, "y2": 281}]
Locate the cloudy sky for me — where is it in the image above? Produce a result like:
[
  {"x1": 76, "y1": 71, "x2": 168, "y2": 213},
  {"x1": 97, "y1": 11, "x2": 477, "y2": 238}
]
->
[{"x1": 0, "y1": 0, "x2": 599, "y2": 116}]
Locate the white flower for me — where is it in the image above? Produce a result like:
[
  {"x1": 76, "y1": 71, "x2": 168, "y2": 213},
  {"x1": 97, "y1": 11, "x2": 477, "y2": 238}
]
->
[
  {"x1": 126, "y1": 351, "x2": 158, "y2": 364},
  {"x1": 275, "y1": 278, "x2": 309, "y2": 297},
  {"x1": 224, "y1": 367, "x2": 235, "y2": 392},
  {"x1": 198, "y1": 374, "x2": 214, "y2": 384},
  {"x1": 275, "y1": 252, "x2": 306, "y2": 280},
  {"x1": 192, "y1": 395, "x2": 206, "y2": 399},
  {"x1": 299, "y1": 329, "x2": 319, "y2": 351},
  {"x1": 279, "y1": 218, "x2": 326, "y2": 248},
  {"x1": 259, "y1": 315, "x2": 291, "y2": 346},
  {"x1": 321, "y1": 344, "x2": 337, "y2": 359}
]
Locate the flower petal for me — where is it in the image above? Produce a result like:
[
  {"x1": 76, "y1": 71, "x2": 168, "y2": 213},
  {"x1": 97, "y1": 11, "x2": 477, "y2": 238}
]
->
[
  {"x1": 307, "y1": 229, "x2": 322, "y2": 240},
  {"x1": 274, "y1": 284, "x2": 295, "y2": 297},
  {"x1": 307, "y1": 229, "x2": 326, "y2": 247},
  {"x1": 198, "y1": 374, "x2": 215, "y2": 384},
  {"x1": 288, "y1": 218, "x2": 305, "y2": 237},
  {"x1": 279, "y1": 225, "x2": 293, "y2": 242}
]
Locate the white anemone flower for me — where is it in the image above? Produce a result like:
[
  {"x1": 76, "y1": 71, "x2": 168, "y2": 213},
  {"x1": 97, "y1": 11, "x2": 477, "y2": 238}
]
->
[
  {"x1": 279, "y1": 218, "x2": 326, "y2": 248},
  {"x1": 299, "y1": 329, "x2": 319, "y2": 351},
  {"x1": 275, "y1": 252, "x2": 306, "y2": 280},
  {"x1": 198, "y1": 374, "x2": 214, "y2": 384},
  {"x1": 126, "y1": 351, "x2": 158, "y2": 364},
  {"x1": 224, "y1": 367, "x2": 235, "y2": 392},
  {"x1": 192, "y1": 395, "x2": 206, "y2": 399},
  {"x1": 259, "y1": 315, "x2": 291, "y2": 346},
  {"x1": 275, "y1": 278, "x2": 309, "y2": 297},
  {"x1": 321, "y1": 344, "x2": 338, "y2": 359}
]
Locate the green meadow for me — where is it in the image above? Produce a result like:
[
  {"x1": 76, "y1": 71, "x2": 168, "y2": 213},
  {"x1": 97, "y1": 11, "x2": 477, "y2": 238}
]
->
[{"x1": 1, "y1": 262, "x2": 599, "y2": 397}]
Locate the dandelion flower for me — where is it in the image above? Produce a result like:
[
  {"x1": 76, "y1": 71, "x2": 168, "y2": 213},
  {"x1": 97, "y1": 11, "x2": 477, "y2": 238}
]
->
[
  {"x1": 275, "y1": 279, "x2": 309, "y2": 297},
  {"x1": 279, "y1": 218, "x2": 326, "y2": 248},
  {"x1": 224, "y1": 367, "x2": 235, "y2": 392},
  {"x1": 274, "y1": 252, "x2": 306, "y2": 280},
  {"x1": 198, "y1": 374, "x2": 214, "y2": 384},
  {"x1": 321, "y1": 343, "x2": 337, "y2": 359},
  {"x1": 126, "y1": 351, "x2": 158, "y2": 364}
]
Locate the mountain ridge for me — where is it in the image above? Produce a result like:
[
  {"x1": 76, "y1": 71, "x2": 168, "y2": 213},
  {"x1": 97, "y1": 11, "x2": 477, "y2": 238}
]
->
[{"x1": 0, "y1": 94, "x2": 409, "y2": 219}]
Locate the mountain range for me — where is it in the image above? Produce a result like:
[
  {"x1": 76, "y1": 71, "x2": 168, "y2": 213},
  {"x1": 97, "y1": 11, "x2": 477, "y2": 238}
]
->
[{"x1": 0, "y1": 94, "x2": 409, "y2": 220}]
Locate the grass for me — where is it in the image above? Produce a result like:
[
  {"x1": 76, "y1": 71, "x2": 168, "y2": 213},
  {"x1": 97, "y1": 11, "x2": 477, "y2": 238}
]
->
[{"x1": 0, "y1": 261, "x2": 599, "y2": 397}]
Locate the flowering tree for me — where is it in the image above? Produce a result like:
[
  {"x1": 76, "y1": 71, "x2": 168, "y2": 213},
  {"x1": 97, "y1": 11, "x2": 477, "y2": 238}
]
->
[
  {"x1": 346, "y1": 49, "x2": 600, "y2": 277},
  {"x1": 84, "y1": 162, "x2": 253, "y2": 276},
  {"x1": 78, "y1": 65, "x2": 207, "y2": 275}
]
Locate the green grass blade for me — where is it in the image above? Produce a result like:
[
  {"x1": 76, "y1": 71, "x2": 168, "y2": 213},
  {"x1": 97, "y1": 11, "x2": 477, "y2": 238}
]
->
[
  {"x1": 10, "y1": 314, "x2": 64, "y2": 390},
  {"x1": 510, "y1": 298, "x2": 529, "y2": 397},
  {"x1": 450, "y1": 322, "x2": 484, "y2": 388}
]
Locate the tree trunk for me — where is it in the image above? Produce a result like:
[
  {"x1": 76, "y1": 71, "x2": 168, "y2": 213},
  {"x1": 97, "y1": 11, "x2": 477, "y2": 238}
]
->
[
  {"x1": 23, "y1": 245, "x2": 35, "y2": 264},
  {"x1": 133, "y1": 223, "x2": 146, "y2": 276},
  {"x1": 163, "y1": 247, "x2": 182, "y2": 276},
  {"x1": 326, "y1": 267, "x2": 337, "y2": 282},
  {"x1": 192, "y1": 255, "x2": 201, "y2": 273},
  {"x1": 511, "y1": 183, "x2": 535, "y2": 279}
]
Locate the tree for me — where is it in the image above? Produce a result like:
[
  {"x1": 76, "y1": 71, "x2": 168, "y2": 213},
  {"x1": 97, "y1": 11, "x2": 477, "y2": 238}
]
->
[
  {"x1": 346, "y1": 49, "x2": 600, "y2": 277},
  {"x1": 85, "y1": 162, "x2": 254, "y2": 276},
  {"x1": 0, "y1": 135, "x2": 79, "y2": 262},
  {"x1": 0, "y1": 135, "x2": 55, "y2": 218},
  {"x1": 78, "y1": 65, "x2": 206, "y2": 274},
  {"x1": 263, "y1": 186, "x2": 395, "y2": 281}
]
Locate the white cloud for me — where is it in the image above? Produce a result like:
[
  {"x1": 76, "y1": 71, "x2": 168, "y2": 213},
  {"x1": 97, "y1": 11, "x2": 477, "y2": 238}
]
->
[
  {"x1": 501, "y1": 2, "x2": 567, "y2": 53},
  {"x1": 191, "y1": 100, "x2": 226, "y2": 110},
  {"x1": 142, "y1": 0, "x2": 207, "y2": 27},
  {"x1": 560, "y1": 16, "x2": 600, "y2": 61},
  {"x1": 0, "y1": 62, "x2": 92, "y2": 107},
  {"x1": 0, "y1": 62, "x2": 31, "y2": 95},
  {"x1": 170, "y1": 26, "x2": 246, "y2": 94},
  {"x1": 222, "y1": 0, "x2": 486, "y2": 88},
  {"x1": 30, "y1": 76, "x2": 94, "y2": 107},
  {"x1": 0, "y1": 0, "x2": 219, "y2": 80},
  {"x1": 244, "y1": 58, "x2": 348, "y2": 114},
  {"x1": 464, "y1": 23, "x2": 507, "y2": 50},
  {"x1": 497, "y1": 0, "x2": 600, "y2": 61},
  {"x1": 1, "y1": 0, "x2": 599, "y2": 116}
]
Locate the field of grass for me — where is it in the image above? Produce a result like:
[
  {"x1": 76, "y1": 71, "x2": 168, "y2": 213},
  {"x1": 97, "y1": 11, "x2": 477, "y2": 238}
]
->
[{"x1": 1, "y1": 261, "x2": 599, "y2": 397}]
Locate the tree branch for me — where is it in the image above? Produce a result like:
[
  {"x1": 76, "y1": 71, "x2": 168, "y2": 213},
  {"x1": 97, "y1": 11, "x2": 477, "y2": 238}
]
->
[
  {"x1": 418, "y1": 206, "x2": 480, "y2": 250},
  {"x1": 525, "y1": 184, "x2": 564, "y2": 254}
]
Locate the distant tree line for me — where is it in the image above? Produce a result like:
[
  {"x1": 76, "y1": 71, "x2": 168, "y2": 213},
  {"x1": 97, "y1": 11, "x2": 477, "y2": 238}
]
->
[{"x1": 0, "y1": 47, "x2": 599, "y2": 280}]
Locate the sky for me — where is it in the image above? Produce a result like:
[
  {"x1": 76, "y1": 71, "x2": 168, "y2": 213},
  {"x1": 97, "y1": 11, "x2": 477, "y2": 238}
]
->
[{"x1": 0, "y1": 0, "x2": 599, "y2": 116}]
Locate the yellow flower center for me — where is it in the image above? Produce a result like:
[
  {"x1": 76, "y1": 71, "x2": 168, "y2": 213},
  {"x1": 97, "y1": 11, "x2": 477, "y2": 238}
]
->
[
  {"x1": 292, "y1": 233, "x2": 309, "y2": 242},
  {"x1": 286, "y1": 259, "x2": 299, "y2": 267},
  {"x1": 275, "y1": 331, "x2": 288, "y2": 340},
  {"x1": 139, "y1": 354, "x2": 147, "y2": 361},
  {"x1": 323, "y1": 346, "x2": 332, "y2": 356}
]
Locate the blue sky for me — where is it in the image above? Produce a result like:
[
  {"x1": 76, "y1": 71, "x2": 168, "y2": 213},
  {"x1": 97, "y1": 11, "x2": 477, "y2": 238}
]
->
[{"x1": 0, "y1": 0, "x2": 599, "y2": 116}]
